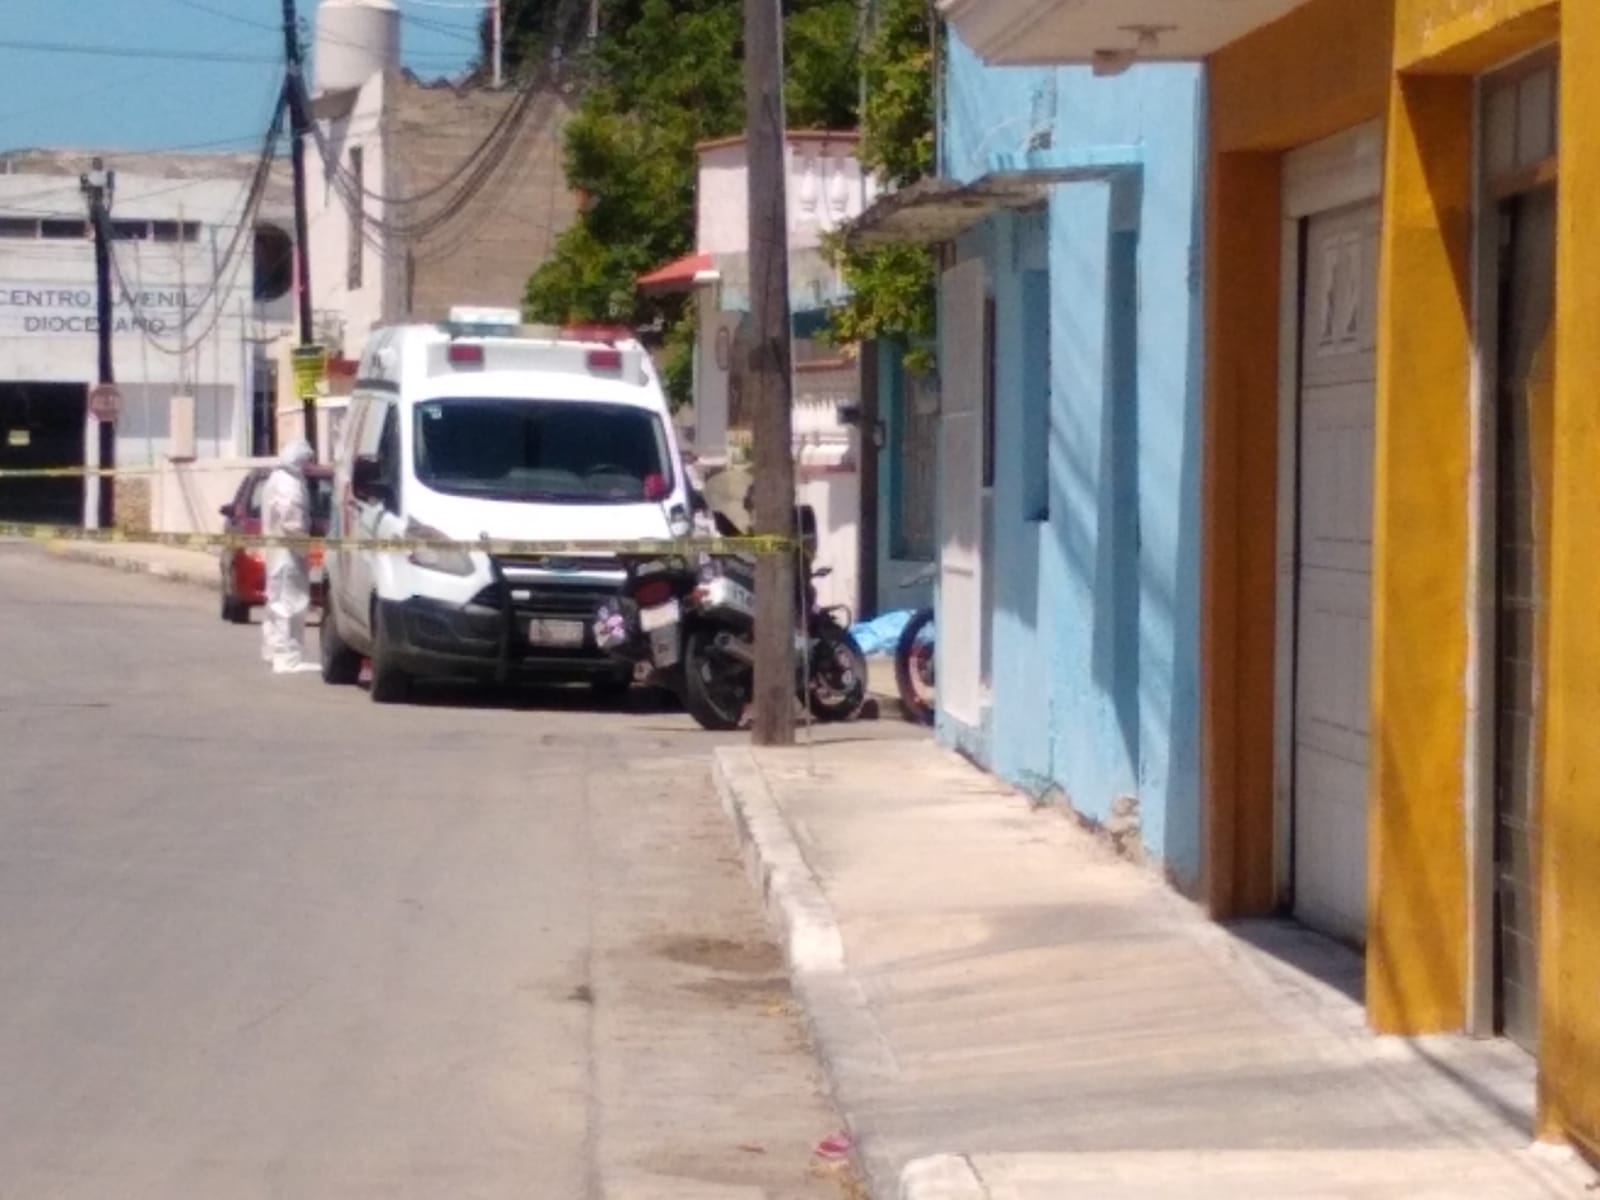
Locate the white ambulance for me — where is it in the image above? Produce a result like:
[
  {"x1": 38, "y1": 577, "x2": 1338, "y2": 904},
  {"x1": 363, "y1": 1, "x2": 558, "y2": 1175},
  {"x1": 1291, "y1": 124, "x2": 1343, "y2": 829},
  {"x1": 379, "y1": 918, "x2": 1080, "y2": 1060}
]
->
[{"x1": 320, "y1": 307, "x2": 694, "y2": 702}]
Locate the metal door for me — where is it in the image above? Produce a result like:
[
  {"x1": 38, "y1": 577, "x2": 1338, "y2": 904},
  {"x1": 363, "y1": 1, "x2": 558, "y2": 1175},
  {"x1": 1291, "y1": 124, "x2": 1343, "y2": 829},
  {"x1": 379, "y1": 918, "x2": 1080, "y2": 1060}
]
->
[
  {"x1": 937, "y1": 258, "x2": 987, "y2": 728},
  {"x1": 1291, "y1": 202, "x2": 1379, "y2": 945},
  {"x1": 1492, "y1": 185, "x2": 1555, "y2": 1052}
]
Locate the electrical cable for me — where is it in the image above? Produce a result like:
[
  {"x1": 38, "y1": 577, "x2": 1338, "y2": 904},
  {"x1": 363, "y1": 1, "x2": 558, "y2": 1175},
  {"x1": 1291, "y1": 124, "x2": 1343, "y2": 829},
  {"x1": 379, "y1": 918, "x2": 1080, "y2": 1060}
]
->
[
  {"x1": 104, "y1": 89, "x2": 288, "y2": 356},
  {"x1": 0, "y1": 38, "x2": 280, "y2": 64}
]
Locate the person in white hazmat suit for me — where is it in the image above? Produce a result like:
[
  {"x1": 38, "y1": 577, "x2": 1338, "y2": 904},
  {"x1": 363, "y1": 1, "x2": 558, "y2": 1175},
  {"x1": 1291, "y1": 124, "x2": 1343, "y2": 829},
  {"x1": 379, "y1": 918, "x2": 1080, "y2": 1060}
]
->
[{"x1": 260, "y1": 439, "x2": 319, "y2": 673}]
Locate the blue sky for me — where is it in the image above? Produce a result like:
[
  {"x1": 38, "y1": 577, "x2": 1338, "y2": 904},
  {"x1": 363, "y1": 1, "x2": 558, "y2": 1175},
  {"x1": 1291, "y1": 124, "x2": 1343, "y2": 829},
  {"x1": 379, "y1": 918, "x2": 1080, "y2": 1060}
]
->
[{"x1": 0, "y1": 0, "x2": 483, "y2": 153}]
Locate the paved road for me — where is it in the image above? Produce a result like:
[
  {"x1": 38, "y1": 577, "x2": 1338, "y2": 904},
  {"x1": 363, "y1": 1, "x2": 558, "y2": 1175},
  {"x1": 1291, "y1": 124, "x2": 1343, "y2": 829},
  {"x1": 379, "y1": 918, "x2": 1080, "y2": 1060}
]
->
[{"x1": 0, "y1": 545, "x2": 875, "y2": 1199}]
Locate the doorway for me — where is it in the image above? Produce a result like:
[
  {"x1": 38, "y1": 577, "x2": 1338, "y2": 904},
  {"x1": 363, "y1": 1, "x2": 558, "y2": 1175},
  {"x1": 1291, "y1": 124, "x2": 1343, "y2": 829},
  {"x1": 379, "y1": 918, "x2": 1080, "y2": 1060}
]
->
[
  {"x1": 1489, "y1": 182, "x2": 1555, "y2": 1052},
  {"x1": 0, "y1": 383, "x2": 88, "y2": 526}
]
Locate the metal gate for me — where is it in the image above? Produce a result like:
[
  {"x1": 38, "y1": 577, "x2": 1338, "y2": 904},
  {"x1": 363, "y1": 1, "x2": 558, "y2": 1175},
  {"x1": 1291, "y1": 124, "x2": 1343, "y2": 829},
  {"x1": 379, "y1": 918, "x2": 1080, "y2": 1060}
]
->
[{"x1": 1491, "y1": 183, "x2": 1556, "y2": 1052}]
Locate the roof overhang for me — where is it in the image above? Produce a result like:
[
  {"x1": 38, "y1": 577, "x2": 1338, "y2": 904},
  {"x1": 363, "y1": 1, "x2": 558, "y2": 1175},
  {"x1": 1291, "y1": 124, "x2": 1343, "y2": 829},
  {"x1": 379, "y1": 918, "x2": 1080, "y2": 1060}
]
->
[
  {"x1": 938, "y1": 0, "x2": 1314, "y2": 65},
  {"x1": 637, "y1": 251, "x2": 716, "y2": 296},
  {"x1": 845, "y1": 148, "x2": 1142, "y2": 249}
]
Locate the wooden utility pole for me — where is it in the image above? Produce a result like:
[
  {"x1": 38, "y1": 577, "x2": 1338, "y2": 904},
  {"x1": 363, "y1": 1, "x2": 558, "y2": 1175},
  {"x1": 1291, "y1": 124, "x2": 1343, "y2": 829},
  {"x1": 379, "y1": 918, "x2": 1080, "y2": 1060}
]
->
[
  {"x1": 280, "y1": 0, "x2": 319, "y2": 457},
  {"x1": 744, "y1": 0, "x2": 797, "y2": 746}
]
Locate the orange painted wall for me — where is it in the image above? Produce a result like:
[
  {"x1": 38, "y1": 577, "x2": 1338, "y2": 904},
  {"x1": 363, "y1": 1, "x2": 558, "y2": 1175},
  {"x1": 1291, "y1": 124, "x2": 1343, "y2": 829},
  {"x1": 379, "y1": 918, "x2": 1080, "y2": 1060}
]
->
[
  {"x1": 1211, "y1": 0, "x2": 1393, "y2": 153},
  {"x1": 1202, "y1": 150, "x2": 1282, "y2": 917}
]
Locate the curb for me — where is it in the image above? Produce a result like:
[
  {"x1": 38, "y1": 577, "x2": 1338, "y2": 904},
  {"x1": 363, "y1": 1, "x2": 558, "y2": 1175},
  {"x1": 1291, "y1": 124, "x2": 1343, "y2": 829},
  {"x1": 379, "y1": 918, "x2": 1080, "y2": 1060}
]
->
[
  {"x1": 712, "y1": 746, "x2": 949, "y2": 1199},
  {"x1": 47, "y1": 542, "x2": 218, "y2": 593},
  {"x1": 898, "y1": 1156, "x2": 988, "y2": 1200},
  {"x1": 712, "y1": 745, "x2": 844, "y2": 975}
]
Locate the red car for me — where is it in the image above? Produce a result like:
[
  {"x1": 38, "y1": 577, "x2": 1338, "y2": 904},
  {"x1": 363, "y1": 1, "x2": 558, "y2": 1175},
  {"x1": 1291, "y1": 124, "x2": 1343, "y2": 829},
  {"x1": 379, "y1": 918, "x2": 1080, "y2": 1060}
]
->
[{"x1": 218, "y1": 466, "x2": 333, "y2": 623}]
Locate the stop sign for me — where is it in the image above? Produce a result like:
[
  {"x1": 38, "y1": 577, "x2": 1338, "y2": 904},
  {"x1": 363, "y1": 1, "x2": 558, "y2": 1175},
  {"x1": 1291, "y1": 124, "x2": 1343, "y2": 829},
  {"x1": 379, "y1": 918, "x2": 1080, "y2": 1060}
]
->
[{"x1": 88, "y1": 383, "x2": 121, "y2": 422}]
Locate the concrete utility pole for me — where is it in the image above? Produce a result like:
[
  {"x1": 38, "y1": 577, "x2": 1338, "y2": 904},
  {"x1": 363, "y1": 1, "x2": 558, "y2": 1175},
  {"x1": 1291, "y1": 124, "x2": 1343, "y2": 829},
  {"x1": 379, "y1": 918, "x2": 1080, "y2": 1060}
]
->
[
  {"x1": 280, "y1": 0, "x2": 319, "y2": 457},
  {"x1": 80, "y1": 158, "x2": 116, "y2": 530},
  {"x1": 490, "y1": 0, "x2": 504, "y2": 88},
  {"x1": 743, "y1": 0, "x2": 798, "y2": 746}
]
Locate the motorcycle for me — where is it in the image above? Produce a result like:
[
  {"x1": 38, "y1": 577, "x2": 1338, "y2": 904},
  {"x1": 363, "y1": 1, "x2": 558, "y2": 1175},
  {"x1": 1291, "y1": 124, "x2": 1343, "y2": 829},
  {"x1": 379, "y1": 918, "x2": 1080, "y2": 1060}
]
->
[
  {"x1": 597, "y1": 503, "x2": 868, "y2": 732},
  {"x1": 893, "y1": 563, "x2": 936, "y2": 727}
]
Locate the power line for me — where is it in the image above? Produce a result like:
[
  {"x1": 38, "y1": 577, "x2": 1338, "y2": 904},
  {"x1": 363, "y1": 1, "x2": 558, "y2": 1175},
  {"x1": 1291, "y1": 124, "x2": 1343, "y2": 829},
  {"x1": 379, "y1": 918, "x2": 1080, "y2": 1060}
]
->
[
  {"x1": 0, "y1": 38, "x2": 280, "y2": 64},
  {"x1": 104, "y1": 92, "x2": 289, "y2": 357}
]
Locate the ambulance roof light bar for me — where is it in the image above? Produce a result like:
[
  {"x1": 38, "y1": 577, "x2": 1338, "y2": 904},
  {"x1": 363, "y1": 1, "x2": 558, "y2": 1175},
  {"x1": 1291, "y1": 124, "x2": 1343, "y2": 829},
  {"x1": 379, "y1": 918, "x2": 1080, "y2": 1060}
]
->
[{"x1": 443, "y1": 306, "x2": 525, "y2": 339}]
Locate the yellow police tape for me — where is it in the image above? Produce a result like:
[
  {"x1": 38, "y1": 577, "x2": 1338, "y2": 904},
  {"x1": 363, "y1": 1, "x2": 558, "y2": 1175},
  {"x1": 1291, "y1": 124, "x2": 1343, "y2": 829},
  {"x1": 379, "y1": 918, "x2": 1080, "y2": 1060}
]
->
[
  {"x1": 0, "y1": 463, "x2": 229, "y2": 478},
  {"x1": 0, "y1": 520, "x2": 795, "y2": 557}
]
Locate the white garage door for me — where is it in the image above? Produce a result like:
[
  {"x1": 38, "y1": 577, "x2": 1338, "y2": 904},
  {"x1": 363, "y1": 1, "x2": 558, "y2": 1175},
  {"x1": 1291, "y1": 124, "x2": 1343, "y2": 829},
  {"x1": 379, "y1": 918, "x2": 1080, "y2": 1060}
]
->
[{"x1": 1292, "y1": 201, "x2": 1379, "y2": 945}]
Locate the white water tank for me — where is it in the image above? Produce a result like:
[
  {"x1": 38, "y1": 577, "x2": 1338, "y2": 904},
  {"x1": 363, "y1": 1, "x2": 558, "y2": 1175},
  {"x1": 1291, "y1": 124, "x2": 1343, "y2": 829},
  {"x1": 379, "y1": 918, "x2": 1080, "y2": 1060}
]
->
[{"x1": 314, "y1": 0, "x2": 401, "y2": 95}]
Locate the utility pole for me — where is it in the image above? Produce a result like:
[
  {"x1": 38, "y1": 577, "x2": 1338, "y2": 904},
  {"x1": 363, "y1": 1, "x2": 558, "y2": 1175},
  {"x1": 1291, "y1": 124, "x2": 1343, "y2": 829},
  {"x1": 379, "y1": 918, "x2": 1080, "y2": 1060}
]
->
[
  {"x1": 80, "y1": 158, "x2": 116, "y2": 530},
  {"x1": 743, "y1": 0, "x2": 797, "y2": 746},
  {"x1": 490, "y1": 0, "x2": 503, "y2": 88},
  {"x1": 280, "y1": 0, "x2": 319, "y2": 458}
]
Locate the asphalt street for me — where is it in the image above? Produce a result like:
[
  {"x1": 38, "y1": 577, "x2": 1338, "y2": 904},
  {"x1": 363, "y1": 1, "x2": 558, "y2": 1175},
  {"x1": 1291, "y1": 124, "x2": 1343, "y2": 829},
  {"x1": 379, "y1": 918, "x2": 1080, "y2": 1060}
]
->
[{"x1": 0, "y1": 544, "x2": 876, "y2": 1199}]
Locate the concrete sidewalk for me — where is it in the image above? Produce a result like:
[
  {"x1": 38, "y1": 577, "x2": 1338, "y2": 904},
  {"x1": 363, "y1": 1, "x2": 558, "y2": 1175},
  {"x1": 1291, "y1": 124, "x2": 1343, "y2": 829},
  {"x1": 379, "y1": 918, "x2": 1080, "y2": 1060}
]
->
[
  {"x1": 46, "y1": 540, "x2": 220, "y2": 591},
  {"x1": 713, "y1": 741, "x2": 1598, "y2": 1200}
]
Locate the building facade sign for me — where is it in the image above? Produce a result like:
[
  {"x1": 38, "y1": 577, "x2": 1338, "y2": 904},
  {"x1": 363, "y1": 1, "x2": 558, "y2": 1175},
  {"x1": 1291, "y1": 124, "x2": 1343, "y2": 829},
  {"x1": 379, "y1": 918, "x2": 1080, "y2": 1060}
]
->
[{"x1": 0, "y1": 284, "x2": 207, "y2": 336}]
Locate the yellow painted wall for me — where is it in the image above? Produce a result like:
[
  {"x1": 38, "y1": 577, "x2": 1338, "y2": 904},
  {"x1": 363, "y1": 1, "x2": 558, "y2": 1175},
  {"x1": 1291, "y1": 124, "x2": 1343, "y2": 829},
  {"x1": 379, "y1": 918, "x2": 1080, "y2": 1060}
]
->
[
  {"x1": 1367, "y1": 73, "x2": 1476, "y2": 1034},
  {"x1": 1541, "y1": 1, "x2": 1600, "y2": 1157},
  {"x1": 1395, "y1": 0, "x2": 1559, "y2": 71}
]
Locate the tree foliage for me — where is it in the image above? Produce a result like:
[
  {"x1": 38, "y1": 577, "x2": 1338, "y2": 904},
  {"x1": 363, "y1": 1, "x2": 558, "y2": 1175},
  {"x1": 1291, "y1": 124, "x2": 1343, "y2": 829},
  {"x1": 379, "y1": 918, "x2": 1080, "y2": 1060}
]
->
[
  {"x1": 824, "y1": 0, "x2": 937, "y2": 370},
  {"x1": 513, "y1": 0, "x2": 860, "y2": 405}
]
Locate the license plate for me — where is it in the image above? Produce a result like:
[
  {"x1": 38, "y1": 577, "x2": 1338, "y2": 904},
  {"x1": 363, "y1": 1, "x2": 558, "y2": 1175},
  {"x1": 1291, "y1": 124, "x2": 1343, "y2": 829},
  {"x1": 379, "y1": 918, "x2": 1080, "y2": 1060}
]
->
[
  {"x1": 639, "y1": 598, "x2": 681, "y2": 632},
  {"x1": 648, "y1": 625, "x2": 680, "y2": 668},
  {"x1": 528, "y1": 618, "x2": 585, "y2": 648}
]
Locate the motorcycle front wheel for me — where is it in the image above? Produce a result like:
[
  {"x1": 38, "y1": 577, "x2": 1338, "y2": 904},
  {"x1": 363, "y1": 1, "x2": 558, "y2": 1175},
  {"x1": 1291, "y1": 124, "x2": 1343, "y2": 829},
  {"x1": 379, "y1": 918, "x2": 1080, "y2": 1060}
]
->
[
  {"x1": 682, "y1": 627, "x2": 751, "y2": 732},
  {"x1": 893, "y1": 608, "x2": 936, "y2": 726},
  {"x1": 806, "y1": 621, "x2": 868, "y2": 722}
]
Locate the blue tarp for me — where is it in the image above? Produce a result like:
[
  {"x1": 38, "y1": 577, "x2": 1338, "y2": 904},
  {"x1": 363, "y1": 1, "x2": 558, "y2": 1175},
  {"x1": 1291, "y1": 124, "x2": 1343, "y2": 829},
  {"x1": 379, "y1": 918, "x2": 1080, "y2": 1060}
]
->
[{"x1": 851, "y1": 610, "x2": 915, "y2": 657}]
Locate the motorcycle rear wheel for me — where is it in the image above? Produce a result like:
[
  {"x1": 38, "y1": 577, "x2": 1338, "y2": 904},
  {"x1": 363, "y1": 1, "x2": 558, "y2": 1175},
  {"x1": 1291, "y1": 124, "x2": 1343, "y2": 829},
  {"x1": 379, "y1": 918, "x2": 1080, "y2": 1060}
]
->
[{"x1": 682, "y1": 628, "x2": 749, "y2": 732}]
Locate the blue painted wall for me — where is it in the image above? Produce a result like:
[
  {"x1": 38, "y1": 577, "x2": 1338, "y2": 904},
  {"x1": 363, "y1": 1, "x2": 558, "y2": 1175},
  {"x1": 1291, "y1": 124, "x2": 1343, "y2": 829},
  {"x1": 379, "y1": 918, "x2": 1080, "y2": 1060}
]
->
[{"x1": 936, "y1": 35, "x2": 1206, "y2": 887}]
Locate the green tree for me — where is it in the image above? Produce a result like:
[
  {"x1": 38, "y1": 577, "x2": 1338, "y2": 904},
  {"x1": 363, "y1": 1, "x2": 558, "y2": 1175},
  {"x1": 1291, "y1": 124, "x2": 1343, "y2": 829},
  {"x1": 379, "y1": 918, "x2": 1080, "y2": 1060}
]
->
[
  {"x1": 515, "y1": 0, "x2": 861, "y2": 405},
  {"x1": 824, "y1": 0, "x2": 937, "y2": 369}
]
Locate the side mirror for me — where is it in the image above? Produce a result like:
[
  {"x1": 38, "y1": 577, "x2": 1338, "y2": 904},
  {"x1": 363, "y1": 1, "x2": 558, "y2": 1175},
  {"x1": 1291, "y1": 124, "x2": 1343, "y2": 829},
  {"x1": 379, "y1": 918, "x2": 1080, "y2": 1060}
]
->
[
  {"x1": 218, "y1": 503, "x2": 235, "y2": 520},
  {"x1": 351, "y1": 455, "x2": 389, "y2": 507}
]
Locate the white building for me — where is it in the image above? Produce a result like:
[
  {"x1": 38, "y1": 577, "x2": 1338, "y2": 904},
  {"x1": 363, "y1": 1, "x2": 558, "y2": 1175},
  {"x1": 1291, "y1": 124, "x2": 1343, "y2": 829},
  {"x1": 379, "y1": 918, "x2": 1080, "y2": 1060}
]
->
[
  {"x1": 640, "y1": 130, "x2": 881, "y2": 616},
  {"x1": 296, "y1": 0, "x2": 575, "y2": 388},
  {"x1": 0, "y1": 148, "x2": 296, "y2": 530}
]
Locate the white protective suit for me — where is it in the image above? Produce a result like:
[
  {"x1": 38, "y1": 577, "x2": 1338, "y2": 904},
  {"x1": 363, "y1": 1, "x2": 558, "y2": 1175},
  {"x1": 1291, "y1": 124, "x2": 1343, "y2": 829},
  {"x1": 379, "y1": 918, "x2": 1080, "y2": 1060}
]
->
[{"x1": 261, "y1": 439, "x2": 318, "y2": 673}]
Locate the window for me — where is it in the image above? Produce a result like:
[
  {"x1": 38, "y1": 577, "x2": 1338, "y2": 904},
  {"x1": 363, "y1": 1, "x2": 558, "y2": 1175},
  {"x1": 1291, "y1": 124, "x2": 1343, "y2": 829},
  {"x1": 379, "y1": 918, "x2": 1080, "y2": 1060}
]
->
[
  {"x1": 413, "y1": 398, "x2": 672, "y2": 504},
  {"x1": 253, "y1": 224, "x2": 293, "y2": 302},
  {"x1": 982, "y1": 295, "x2": 997, "y2": 489},
  {"x1": 347, "y1": 146, "x2": 364, "y2": 290},
  {"x1": 375, "y1": 403, "x2": 401, "y2": 512},
  {"x1": 0, "y1": 218, "x2": 38, "y2": 238},
  {"x1": 152, "y1": 221, "x2": 200, "y2": 244},
  {"x1": 111, "y1": 220, "x2": 150, "y2": 240},
  {"x1": 40, "y1": 219, "x2": 87, "y2": 240},
  {"x1": 1020, "y1": 269, "x2": 1051, "y2": 521}
]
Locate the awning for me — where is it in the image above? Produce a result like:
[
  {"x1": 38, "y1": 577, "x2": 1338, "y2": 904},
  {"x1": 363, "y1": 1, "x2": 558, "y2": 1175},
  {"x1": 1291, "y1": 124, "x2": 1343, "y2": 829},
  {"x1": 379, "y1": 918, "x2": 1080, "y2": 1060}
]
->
[
  {"x1": 637, "y1": 252, "x2": 716, "y2": 295},
  {"x1": 845, "y1": 151, "x2": 1143, "y2": 249},
  {"x1": 938, "y1": 0, "x2": 1313, "y2": 65}
]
